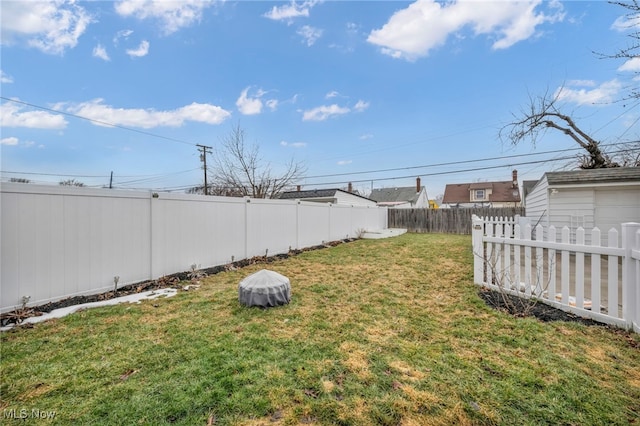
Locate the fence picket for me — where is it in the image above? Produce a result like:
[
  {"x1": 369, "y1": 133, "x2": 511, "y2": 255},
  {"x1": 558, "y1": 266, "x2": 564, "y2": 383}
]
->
[
  {"x1": 524, "y1": 223, "x2": 532, "y2": 296},
  {"x1": 576, "y1": 227, "x2": 585, "y2": 309},
  {"x1": 514, "y1": 224, "x2": 521, "y2": 289},
  {"x1": 535, "y1": 224, "x2": 544, "y2": 297},
  {"x1": 592, "y1": 228, "x2": 602, "y2": 314},
  {"x1": 504, "y1": 223, "x2": 512, "y2": 290},
  {"x1": 609, "y1": 228, "x2": 619, "y2": 317},
  {"x1": 495, "y1": 218, "x2": 503, "y2": 290},
  {"x1": 548, "y1": 226, "x2": 557, "y2": 302},
  {"x1": 486, "y1": 220, "x2": 494, "y2": 288},
  {"x1": 561, "y1": 227, "x2": 571, "y2": 306}
]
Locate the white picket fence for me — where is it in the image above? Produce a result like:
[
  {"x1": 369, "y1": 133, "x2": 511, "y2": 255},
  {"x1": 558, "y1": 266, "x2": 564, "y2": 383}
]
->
[
  {"x1": 472, "y1": 215, "x2": 640, "y2": 333},
  {"x1": 1, "y1": 183, "x2": 387, "y2": 313}
]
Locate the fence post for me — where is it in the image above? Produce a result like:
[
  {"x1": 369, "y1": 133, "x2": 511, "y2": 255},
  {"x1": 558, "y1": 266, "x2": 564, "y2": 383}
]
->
[
  {"x1": 472, "y1": 215, "x2": 484, "y2": 285},
  {"x1": 622, "y1": 222, "x2": 640, "y2": 331}
]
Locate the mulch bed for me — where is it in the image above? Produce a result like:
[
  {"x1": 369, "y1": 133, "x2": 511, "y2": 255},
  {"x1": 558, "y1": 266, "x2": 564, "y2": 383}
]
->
[
  {"x1": 479, "y1": 287, "x2": 640, "y2": 349},
  {"x1": 478, "y1": 286, "x2": 604, "y2": 326},
  {"x1": 1, "y1": 239, "x2": 355, "y2": 327}
]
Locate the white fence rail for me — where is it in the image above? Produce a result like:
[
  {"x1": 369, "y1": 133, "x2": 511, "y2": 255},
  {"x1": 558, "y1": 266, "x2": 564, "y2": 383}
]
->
[
  {"x1": 1, "y1": 184, "x2": 387, "y2": 313},
  {"x1": 472, "y1": 215, "x2": 640, "y2": 333}
]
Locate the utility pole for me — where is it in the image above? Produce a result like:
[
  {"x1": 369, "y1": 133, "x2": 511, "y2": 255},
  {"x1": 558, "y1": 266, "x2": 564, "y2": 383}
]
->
[
  {"x1": 197, "y1": 144, "x2": 212, "y2": 195},
  {"x1": 109, "y1": 171, "x2": 113, "y2": 189}
]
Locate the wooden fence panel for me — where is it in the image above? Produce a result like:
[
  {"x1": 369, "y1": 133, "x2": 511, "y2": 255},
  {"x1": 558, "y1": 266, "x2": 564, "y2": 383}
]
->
[{"x1": 388, "y1": 207, "x2": 525, "y2": 234}]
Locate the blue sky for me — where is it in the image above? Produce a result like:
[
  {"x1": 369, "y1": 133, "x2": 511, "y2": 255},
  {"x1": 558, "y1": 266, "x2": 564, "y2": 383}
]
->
[{"x1": 1, "y1": 0, "x2": 638, "y2": 198}]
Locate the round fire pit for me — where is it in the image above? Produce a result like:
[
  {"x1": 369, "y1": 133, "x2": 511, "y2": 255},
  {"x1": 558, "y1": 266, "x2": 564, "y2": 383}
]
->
[{"x1": 238, "y1": 269, "x2": 291, "y2": 308}]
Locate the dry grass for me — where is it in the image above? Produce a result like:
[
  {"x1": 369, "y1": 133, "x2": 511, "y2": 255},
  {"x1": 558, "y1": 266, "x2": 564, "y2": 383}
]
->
[{"x1": 1, "y1": 233, "x2": 639, "y2": 425}]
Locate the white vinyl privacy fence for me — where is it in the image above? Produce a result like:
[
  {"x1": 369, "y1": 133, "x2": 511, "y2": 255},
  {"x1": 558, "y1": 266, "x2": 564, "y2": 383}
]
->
[
  {"x1": 1, "y1": 183, "x2": 387, "y2": 313},
  {"x1": 472, "y1": 215, "x2": 640, "y2": 333}
]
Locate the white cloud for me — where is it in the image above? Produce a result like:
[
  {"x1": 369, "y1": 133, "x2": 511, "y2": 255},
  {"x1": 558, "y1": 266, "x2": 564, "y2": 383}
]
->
[
  {"x1": 1, "y1": 101, "x2": 67, "y2": 129},
  {"x1": 113, "y1": 29, "x2": 134, "y2": 45},
  {"x1": 567, "y1": 79, "x2": 596, "y2": 87},
  {"x1": 93, "y1": 44, "x2": 110, "y2": 61},
  {"x1": 619, "y1": 57, "x2": 640, "y2": 72},
  {"x1": 236, "y1": 87, "x2": 264, "y2": 115},
  {"x1": 65, "y1": 98, "x2": 231, "y2": 128},
  {"x1": 126, "y1": 40, "x2": 149, "y2": 57},
  {"x1": 337, "y1": 160, "x2": 352, "y2": 166},
  {"x1": 555, "y1": 80, "x2": 622, "y2": 106},
  {"x1": 263, "y1": 0, "x2": 319, "y2": 22},
  {"x1": 611, "y1": 12, "x2": 640, "y2": 32},
  {"x1": 0, "y1": 137, "x2": 41, "y2": 148},
  {"x1": 0, "y1": 0, "x2": 93, "y2": 55},
  {"x1": 367, "y1": 0, "x2": 564, "y2": 61},
  {"x1": 359, "y1": 133, "x2": 373, "y2": 140},
  {"x1": 354, "y1": 100, "x2": 370, "y2": 112},
  {"x1": 302, "y1": 104, "x2": 350, "y2": 121},
  {"x1": 280, "y1": 140, "x2": 307, "y2": 148},
  {"x1": 1, "y1": 137, "x2": 19, "y2": 146},
  {"x1": 115, "y1": 0, "x2": 213, "y2": 35},
  {"x1": 1, "y1": 70, "x2": 13, "y2": 84},
  {"x1": 266, "y1": 99, "x2": 279, "y2": 111},
  {"x1": 325, "y1": 91, "x2": 340, "y2": 99},
  {"x1": 297, "y1": 25, "x2": 322, "y2": 46}
]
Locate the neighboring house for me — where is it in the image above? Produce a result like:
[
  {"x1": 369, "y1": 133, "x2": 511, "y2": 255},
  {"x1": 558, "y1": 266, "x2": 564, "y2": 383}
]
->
[
  {"x1": 441, "y1": 170, "x2": 521, "y2": 208},
  {"x1": 278, "y1": 187, "x2": 377, "y2": 207},
  {"x1": 525, "y1": 167, "x2": 640, "y2": 244},
  {"x1": 369, "y1": 177, "x2": 429, "y2": 209}
]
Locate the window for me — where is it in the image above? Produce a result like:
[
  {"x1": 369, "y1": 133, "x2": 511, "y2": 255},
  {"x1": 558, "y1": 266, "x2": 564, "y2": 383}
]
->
[{"x1": 474, "y1": 189, "x2": 485, "y2": 200}]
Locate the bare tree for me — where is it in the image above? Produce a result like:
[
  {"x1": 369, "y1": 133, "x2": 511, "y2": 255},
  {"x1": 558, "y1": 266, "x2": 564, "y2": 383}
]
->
[
  {"x1": 500, "y1": 90, "x2": 620, "y2": 169},
  {"x1": 186, "y1": 183, "x2": 244, "y2": 197},
  {"x1": 210, "y1": 124, "x2": 306, "y2": 199},
  {"x1": 619, "y1": 140, "x2": 640, "y2": 166},
  {"x1": 59, "y1": 179, "x2": 85, "y2": 187},
  {"x1": 597, "y1": 1, "x2": 640, "y2": 101},
  {"x1": 501, "y1": 2, "x2": 639, "y2": 169}
]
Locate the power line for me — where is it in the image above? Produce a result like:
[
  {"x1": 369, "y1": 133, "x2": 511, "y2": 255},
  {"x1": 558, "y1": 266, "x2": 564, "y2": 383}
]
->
[
  {"x1": 0, "y1": 97, "x2": 200, "y2": 147},
  {"x1": 301, "y1": 146, "x2": 638, "y2": 188},
  {"x1": 302, "y1": 156, "x2": 575, "y2": 187},
  {"x1": 0, "y1": 171, "x2": 110, "y2": 178},
  {"x1": 301, "y1": 141, "x2": 635, "y2": 181}
]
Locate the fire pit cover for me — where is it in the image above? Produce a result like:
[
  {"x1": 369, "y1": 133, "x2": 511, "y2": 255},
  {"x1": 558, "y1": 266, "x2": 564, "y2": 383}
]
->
[{"x1": 238, "y1": 269, "x2": 291, "y2": 307}]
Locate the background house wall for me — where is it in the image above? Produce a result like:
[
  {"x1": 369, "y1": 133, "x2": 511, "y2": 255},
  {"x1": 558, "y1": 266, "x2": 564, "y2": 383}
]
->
[
  {"x1": 1, "y1": 183, "x2": 387, "y2": 313},
  {"x1": 333, "y1": 191, "x2": 378, "y2": 207}
]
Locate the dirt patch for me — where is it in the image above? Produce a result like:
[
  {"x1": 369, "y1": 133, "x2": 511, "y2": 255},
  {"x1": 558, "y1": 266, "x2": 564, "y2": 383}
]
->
[
  {"x1": 1, "y1": 239, "x2": 356, "y2": 327},
  {"x1": 478, "y1": 287, "x2": 603, "y2": 327}
]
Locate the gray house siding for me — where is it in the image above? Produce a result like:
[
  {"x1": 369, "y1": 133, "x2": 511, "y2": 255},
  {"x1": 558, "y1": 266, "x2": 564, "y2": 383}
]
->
[
  {"x1": 525, "y1": 168, "x2": 640, "y2": 245},
  {"x1": 594, "y1": 188, "x2": 640, "y2": 239},
  {"x1": 524, "y1": 177, "x2": 548, "y2": 227},
  {"x1": 549, "y1": 188, "x2": 595, "y2": 243}
]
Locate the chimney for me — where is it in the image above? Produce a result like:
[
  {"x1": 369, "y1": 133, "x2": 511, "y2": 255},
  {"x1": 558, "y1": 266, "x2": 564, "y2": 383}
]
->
[
  {"x1": 348, "y1": 182, "x2": 353, "y2": 193},
  {"x1": 512, "y1": 170, "x2": 518, "y2": 188},
  {"x1": 416, "y1": 177, "x2": 421, "y2": 193},
  {"x1": 296, "y1": 185, "x2": 301, "y2": 192}
]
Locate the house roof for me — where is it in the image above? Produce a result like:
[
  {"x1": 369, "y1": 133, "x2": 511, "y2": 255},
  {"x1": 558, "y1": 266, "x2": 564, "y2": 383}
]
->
[
  {"x1": 442, "y1": 180, "x2": 521, "y2": 204},
  {"x1": 369, "y1": 186, "x2": 424, "y2": 204},
  {"x1": 543, "y1": 167, "x2": 640, "y2": 186},
  {"x1": 278, "y1": 188, "x2": 374, "y2": 202}
]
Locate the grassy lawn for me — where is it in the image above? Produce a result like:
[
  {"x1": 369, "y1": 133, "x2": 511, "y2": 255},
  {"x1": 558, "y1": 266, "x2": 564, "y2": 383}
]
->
[{"x1": 1, "y1": 233, "x2": 639, "y2": 425}]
